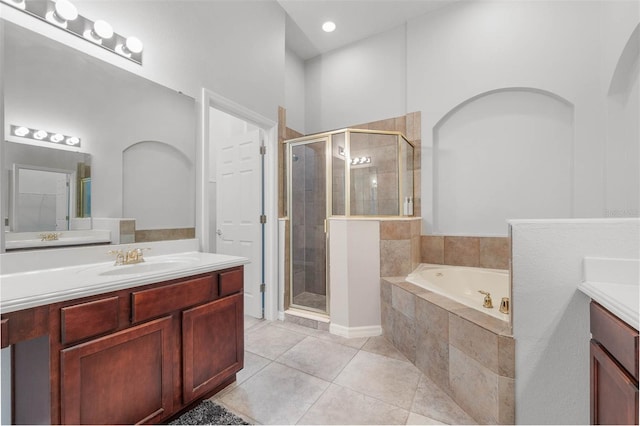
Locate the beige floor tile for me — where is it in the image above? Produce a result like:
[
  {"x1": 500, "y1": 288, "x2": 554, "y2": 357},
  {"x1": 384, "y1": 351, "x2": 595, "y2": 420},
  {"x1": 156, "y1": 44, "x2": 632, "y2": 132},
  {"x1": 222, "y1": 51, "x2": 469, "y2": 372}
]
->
[
  {"x1": 219, "y1": 362, "x2": 330, "y2": 425},
  {"x1": 244, "y1": 315, "x2": 266, "y2": 331},
  {"x1": 405, "y1": 412, "x2": 446, "y2": 425},
  {"x1": 277, "y1": 336, "x2": 358, "y2": 381},
  {"x1": 298, "y1": 383, "x2": 409, "y2": 425},
  {"x1": 237, "y1": 351, "x2": 271, "y2": 385},
  {"x1": 411, "y1": 374, "x2": 476, "y2": 425},
  {"x1": 334, "y1": 350, "x2": 420, "y2": 410},
  {"x1": 245, "y1": 324, "x2": 306, "y2": 360},
  {"x1": 361, "y1": 335, "x2": 410, "y2": 362},
  {"x1": 271, "y1": 319, "x2": 369, "y2": 349}
]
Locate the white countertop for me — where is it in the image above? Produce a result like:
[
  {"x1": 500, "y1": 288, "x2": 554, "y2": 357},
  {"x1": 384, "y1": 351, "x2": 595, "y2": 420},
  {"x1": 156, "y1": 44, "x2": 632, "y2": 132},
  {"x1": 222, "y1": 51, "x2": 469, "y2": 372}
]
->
[
  {"x1": 578, "y1": 257, "x2": 639, "y2": 330},
  {"x1": 5, "y1": 230, "x2": 111, "y2": 250},
  {"x1": 0, "y1": 251, "x2": 249, "y2": 314}
]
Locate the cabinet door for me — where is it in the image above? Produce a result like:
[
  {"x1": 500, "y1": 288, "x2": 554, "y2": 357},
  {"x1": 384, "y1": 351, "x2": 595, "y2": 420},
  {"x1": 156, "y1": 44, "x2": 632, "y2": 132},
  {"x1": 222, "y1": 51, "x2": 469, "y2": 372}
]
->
[
  {"x1": 61, "y1": 316, "x2": 173, "y2": 425},
  {"x1": 591, "y1": 340, "x2": 639, "y2": 425},
  {"x1": 182, "y1": 293, "x2": 244, "y2": 402}
]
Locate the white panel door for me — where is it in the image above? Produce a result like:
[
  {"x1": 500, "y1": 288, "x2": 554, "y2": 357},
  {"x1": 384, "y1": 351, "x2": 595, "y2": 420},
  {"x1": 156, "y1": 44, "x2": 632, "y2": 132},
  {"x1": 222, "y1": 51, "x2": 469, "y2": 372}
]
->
[{"x1": 216, "y1": 129, "x2": 262, "y2": 318}]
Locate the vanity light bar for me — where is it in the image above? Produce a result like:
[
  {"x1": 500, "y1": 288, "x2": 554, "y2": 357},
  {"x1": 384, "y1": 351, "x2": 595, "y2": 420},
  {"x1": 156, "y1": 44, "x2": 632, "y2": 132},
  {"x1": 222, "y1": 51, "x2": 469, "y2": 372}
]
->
[
  {"x1": 10, "y1": 125, "x2": 81, "y2": 147},
  {"x1": 1, "y1": 0, "x2": 143, "y2": 64}
]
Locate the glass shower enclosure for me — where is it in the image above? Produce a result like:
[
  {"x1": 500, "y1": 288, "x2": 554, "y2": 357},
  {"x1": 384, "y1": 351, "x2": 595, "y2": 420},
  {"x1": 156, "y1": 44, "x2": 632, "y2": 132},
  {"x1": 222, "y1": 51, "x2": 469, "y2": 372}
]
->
[{"x1": 286, "y1": 129, "x2": 415, "y2": 315}]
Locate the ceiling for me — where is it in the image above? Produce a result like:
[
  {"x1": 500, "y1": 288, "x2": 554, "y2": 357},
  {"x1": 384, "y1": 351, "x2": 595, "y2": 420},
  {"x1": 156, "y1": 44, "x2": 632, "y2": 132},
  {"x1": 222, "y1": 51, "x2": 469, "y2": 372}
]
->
[{"x1": 278, "y1": 0, "x2": 457, "y2": 60}]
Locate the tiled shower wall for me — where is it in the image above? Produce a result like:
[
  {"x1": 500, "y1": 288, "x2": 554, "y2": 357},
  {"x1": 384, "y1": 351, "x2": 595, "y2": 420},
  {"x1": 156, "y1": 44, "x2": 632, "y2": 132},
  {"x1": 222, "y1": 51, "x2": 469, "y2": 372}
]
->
[
  {"x1": 421, "y1": 235, "x2": 510, "y2": 270},
  {"x1": 379, "y1": 219, "x2": 422, "y2": 278}
]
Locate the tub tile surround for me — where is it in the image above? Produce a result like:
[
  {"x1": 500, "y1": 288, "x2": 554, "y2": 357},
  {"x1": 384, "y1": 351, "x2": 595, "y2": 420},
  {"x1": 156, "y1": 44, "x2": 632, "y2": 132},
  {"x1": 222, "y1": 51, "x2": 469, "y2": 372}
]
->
[
  {"x1": 380, "y1": 218, "x2": 423, "y2": 277},
  {"x1": 421, "y1": 235, "x2": 510, "y2": 270},
  {"x1": 381, "y1": 278, "x2": 515, "y2": 424}
]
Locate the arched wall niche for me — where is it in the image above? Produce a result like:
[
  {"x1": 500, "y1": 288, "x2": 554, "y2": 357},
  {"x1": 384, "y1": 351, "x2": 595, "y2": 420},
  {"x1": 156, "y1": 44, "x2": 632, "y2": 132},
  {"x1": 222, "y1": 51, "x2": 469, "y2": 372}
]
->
[
  {"x1": 605, "y1": 23, "x2": 639, "y2": 218},
  {"x1": 123, "y1": 141, "x2": 195, "y2": 230},
  {"x1": 432, "y1": 87, "x2": 575, "y2": 236}
]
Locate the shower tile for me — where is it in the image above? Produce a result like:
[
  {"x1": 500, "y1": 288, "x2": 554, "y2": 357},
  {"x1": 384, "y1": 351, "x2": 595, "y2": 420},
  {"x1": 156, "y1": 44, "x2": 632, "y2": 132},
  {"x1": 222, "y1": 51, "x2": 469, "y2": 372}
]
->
[
  {"x1": 361, "y1": 336, "x2": 409, "y2": 362},
  {"x1": 444, "y1": 236, "x2": 480, "y2": 267},
  {"x1": 411, "y1": 236, "x2": 421, "y2": 270},
  {"x1": 421, "y1": 235, "x2": 444, "y2": 264},
  {"x1": 449, "y1": 314, "x2": 499, "y2": 374},
  {"x1": 334, "y1": 351, "x2": 421, "y2": 410},
  {"x1": 299, "y1": 383, "x2": 409, "y2": 425},
  {"x1": 395, "y1": 117, "x2": 407, "y2": 136},
  {"x1": 449, "y1": 346, "x2": 498, "y2": 425},
  {"x1": 219, "y1": 361, "x2": 329, "y2": 425},
  {"x1": 380, "y1": 220, "x2": 411, "y2": 240},
  {"x1": 479, "y1": 237, "x2": 510, "y2": 270},
  {"x1": 276, "y1": 336, "x2": 358, "y2": 382},
  {"x1": 381, "y1": 300, "x2": 394, "y2": 338},
  {"x1": 410, "y1": 219, "x2": 422, "y2": 236},
  {"x1": 411, "y1": 374, "x2": 476, "y2": 425},
  {"x1": 245, "y1": 324, "x2": 306, "y2": 360},
  {"x1": 381, "y1": 279, "x2": 392, "y2": 304}
]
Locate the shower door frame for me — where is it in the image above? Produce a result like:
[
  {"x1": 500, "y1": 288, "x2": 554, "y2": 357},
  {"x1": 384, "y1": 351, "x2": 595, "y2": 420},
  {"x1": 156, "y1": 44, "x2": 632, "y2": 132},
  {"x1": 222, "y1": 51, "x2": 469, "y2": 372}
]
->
[
  {"x1": 285, "y1": 128, "x2": 416, "y2": 316},
  {"x1": 286, "y1": 136, "x2": 332, "y2": 315}
]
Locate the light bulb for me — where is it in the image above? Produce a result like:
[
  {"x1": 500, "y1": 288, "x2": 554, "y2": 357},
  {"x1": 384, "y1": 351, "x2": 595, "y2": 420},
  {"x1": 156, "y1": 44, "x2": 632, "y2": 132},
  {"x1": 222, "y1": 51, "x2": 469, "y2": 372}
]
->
[
  {"x1": 84, "y1": 20, "x2": 114, "y2": 44},
  {"x1": 117, "y1": 36, "x2": 143, "y2": 57},
  {"x1": 33, "y1": 130, "x2": 48, "y2": 140},
  {"x1": 14, "y1": 126, "x2": 29, "y2": 137},
  {"x1": 46, "y1": 0, "x2": 78, "y2": 28}
]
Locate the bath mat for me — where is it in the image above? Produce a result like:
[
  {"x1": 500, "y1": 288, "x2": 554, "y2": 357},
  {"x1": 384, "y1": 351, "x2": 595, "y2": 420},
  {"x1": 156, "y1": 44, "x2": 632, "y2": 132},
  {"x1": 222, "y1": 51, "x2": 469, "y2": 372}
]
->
[{"x1": 168, "y1": 400, "x2": 250, "y2": 425}]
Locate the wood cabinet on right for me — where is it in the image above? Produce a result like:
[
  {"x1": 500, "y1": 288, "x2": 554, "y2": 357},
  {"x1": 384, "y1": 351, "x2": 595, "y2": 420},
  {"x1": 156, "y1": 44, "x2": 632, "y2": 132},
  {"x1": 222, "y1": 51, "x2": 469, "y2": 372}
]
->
[
  {"x1": 182, "y1": 292, "x2": 244, "y2": 403},
  {"x1": 590, "y1": 301, "x2": 639, "y2": 425}
]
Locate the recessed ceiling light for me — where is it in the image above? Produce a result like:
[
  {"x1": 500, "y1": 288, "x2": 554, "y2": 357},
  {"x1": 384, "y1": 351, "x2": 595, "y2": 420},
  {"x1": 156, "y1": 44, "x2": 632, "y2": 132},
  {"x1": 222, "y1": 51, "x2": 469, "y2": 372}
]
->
[{"x1": 322, "y1": 21, "x2": 336, "y2": 33}]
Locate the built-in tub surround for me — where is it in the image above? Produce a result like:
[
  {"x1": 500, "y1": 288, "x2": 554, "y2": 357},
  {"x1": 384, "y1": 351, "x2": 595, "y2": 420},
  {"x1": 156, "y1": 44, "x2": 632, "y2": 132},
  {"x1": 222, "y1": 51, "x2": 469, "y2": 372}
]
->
[
  {"x1": 381, "y1": 277, "x2": 514, "y2": 424},
  {"x1": 421, "y1": 235, "x2": 510, "y2": 270}
]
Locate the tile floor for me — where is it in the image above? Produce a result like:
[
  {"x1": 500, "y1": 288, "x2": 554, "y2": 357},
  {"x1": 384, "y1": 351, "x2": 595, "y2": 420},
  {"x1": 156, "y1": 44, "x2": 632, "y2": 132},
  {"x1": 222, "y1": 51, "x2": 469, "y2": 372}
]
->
[{"x1": 210, "y1": 317, "x2": 476, "y2": 425}]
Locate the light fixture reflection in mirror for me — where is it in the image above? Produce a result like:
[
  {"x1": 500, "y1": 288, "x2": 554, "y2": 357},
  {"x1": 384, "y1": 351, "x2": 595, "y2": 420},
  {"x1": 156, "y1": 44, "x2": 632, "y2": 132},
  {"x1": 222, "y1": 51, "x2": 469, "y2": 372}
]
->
[{"x1": 45, "y1": 0, "x2": 78, "y2": 29}]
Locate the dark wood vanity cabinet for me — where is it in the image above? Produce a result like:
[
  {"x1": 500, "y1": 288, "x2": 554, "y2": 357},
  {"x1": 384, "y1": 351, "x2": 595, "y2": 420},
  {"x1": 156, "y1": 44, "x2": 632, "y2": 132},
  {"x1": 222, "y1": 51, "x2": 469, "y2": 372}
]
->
[
  {"x1": 590, "y1": 301, "x2": 639, "y2": 425},
  {"x1": 2, "y1": 265, "x2": 244, "y2": 425}
]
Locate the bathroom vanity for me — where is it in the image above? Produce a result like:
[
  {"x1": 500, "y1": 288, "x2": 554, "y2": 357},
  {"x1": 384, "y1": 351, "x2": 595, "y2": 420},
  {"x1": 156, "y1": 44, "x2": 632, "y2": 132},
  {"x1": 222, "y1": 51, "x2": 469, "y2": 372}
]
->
[
  {"x1": 0, "y1": 246, "x2": 248, "y2": 424},
  {"x1": 579, "y1": 257, "x2": 639, "y2": 425}
]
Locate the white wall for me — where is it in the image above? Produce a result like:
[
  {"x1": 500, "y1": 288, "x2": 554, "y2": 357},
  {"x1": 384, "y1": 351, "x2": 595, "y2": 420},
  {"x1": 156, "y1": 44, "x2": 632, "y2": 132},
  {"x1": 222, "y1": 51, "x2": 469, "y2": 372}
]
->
[
  {"x1": 303, "y1": 0, "x2": 639, "y2": 236},
  {"x1": 285, "y1": 48, "x2": 306, "y2": 134},
  {"x1": 305, "y1": 25, "x2": 406, "y2": 134},
  {"x1": 511, "y1": 218, "x2": 640, "y2": 424},
  {"x1": 1, "y1": 1, "x2": 286, "y2": 122}
]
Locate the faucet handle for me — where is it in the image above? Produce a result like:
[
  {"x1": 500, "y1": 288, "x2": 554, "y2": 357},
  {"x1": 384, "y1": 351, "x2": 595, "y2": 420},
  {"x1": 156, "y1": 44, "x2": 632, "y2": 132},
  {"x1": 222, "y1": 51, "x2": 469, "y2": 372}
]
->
[
  {"x1": 107, "y1": 249, "x2": 125, "y2": 265},
  {"x1": 478, "y1": 290, "x2": 493, "y2": 308},
  {"x1": 135, "y1": 247, "x2": 151, "y2": 261}
]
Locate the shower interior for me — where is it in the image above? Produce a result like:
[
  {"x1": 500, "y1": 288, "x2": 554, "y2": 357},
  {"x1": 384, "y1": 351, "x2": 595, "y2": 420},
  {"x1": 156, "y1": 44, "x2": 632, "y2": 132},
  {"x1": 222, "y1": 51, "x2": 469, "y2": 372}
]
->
[{"x1": 286, "y1": 129, "x2": 415, "y2": 315}]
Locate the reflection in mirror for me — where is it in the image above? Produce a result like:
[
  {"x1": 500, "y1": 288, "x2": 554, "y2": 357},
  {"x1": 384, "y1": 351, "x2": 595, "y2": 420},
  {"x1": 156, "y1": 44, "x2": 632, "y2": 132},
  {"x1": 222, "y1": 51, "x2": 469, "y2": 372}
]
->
[
  {"x1": 14, "y1": 167, "x2": 70, "y2": 232},
  {"x1": 3, "y1": 141, "x2": 91, "y2": 232},
  {"x1": 3, "y1": 19, "x2": 196, "y2": 250}
]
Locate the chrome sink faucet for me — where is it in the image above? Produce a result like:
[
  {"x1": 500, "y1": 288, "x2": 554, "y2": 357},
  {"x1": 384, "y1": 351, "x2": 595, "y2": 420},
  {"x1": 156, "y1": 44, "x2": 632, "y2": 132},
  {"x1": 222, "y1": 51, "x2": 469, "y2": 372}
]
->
[{"x1": 107, "y1": 247, "x2": 150, "y2": 266}]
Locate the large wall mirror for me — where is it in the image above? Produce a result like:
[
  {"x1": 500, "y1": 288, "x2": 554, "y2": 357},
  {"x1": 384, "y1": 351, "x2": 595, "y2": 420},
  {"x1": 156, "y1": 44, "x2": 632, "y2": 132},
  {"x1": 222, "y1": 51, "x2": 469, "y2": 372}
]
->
[{"x1": 2, "y1": 19, "x2": 196, "y2": 250}]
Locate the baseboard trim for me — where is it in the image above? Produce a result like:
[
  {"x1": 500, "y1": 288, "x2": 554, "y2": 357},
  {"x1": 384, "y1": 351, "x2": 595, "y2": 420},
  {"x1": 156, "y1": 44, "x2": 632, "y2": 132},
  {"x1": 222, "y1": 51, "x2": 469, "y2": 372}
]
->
[{"x1": 329, "y1": 323, "x2": 382, "y2": 338}]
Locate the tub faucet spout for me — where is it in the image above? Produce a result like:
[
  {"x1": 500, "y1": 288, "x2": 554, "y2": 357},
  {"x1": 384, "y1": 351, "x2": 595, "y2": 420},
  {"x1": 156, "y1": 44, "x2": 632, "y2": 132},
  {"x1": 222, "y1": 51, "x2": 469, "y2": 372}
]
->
[{"x1": 478, "y1": 290, "x2": 493, "y2": 309}]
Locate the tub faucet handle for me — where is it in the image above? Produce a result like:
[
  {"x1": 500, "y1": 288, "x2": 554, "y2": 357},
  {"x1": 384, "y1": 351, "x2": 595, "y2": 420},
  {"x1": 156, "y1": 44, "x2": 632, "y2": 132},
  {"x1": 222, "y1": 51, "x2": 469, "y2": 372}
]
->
[{"x1": 478, "y1": 290, "x2": 493, "y2": 309}]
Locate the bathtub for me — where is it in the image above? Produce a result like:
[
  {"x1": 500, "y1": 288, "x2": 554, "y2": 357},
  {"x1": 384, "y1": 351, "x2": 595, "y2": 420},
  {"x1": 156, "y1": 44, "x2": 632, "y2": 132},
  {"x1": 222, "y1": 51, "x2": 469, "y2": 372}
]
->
[{"x1": 406, "y1": 263, "x2": 510, "y2": 321}]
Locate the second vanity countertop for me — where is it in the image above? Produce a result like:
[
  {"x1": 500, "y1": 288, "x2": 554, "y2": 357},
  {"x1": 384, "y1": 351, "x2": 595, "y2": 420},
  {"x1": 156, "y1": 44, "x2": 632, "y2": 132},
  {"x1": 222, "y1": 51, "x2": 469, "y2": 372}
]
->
[
  {"x1": 578, "y1": 257, "x2": 639, "y2": 330},
  {"x1": 0, "y1": 251, "x2": 249, "y2": 314}
]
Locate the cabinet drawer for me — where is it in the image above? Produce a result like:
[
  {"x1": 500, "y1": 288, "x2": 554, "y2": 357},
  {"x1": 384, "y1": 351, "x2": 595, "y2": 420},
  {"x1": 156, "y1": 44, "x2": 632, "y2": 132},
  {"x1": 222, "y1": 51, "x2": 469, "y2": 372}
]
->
[
  {"x1": 219, "y1": 268, "x2": 243, "y2": 297},
  {"x1": 591, "y1": 302, "x2": 639, "y2": 381},
  {"x1": 61, "y1": 297, "x2": 120, "y2": 345},
  {"x1": 132, "y1": 275, "x2": 214, "y2": 323}
]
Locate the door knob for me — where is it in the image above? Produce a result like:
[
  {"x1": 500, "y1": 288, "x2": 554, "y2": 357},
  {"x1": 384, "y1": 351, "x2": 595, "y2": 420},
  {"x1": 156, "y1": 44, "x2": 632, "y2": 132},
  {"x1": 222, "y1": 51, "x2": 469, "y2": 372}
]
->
[{"x1": 216, "y1": 229, "x2": 223, "y2": 236}]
